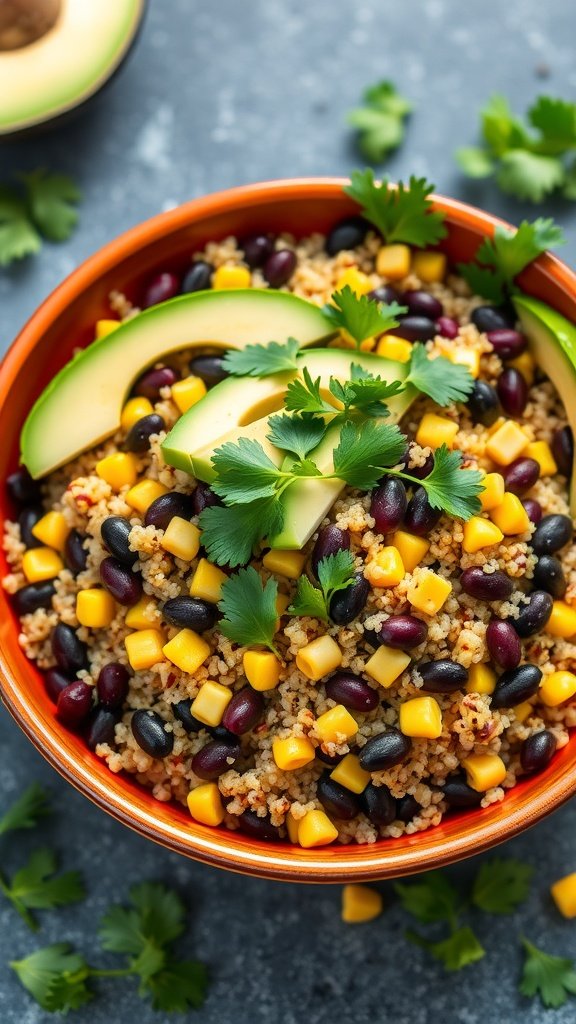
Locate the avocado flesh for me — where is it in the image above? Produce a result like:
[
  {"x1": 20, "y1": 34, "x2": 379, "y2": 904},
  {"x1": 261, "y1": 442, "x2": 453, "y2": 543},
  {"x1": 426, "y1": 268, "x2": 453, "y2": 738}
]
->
[
  {"x1": 513, "y1": 294, "x2": 576, "y2": 513},
  {"x1": 20, "y1": 289, "x2": 331, "y2": 479}
]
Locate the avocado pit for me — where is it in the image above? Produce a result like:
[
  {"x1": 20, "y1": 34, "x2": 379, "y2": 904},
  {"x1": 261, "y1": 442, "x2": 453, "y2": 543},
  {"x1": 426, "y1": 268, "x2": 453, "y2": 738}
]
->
[{"x1": 0, "y1": 0, "x2": 61, "y2": 51}]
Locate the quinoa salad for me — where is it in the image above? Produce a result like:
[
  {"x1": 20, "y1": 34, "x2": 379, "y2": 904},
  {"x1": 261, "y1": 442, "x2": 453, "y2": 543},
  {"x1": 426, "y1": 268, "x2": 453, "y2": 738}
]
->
[{"x1": 4, "y1": 178, "x2": 576, "y2": 850}]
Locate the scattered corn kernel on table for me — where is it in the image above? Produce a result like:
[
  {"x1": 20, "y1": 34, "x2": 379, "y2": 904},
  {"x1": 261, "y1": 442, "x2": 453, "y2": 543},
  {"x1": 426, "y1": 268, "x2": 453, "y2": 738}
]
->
[{"x1": 1, "y1": 0, "x2": 576, "y2": 1021}]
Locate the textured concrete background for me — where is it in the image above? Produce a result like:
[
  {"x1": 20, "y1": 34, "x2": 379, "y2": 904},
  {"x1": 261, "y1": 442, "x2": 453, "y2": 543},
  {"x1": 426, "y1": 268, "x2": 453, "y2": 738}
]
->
[{"x1": 1, "y1": 0, "x2": 575, "y2": 1021}]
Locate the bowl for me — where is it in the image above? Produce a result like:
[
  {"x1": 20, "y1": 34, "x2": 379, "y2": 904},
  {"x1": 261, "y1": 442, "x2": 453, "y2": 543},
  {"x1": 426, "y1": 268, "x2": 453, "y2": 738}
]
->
[{"x1": 1, "y1": 179, "x2": 575, "y2": 882}]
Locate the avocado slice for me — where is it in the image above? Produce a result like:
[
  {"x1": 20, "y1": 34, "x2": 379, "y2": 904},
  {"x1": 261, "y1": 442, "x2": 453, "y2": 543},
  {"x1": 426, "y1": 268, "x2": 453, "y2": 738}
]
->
[
  {"x1": 513, "y1": 294, "x2": 576, "y2": 512},
  {"x1": 0, "y1": 0, "x2": 146, "y2": 137},
  {"x1": 20, "y1": 289, "x2": 332, "y2": 479}
]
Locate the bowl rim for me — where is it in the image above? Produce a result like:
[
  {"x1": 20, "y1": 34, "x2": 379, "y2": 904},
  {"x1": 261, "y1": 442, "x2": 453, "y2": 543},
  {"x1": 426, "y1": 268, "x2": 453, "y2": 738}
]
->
[{"x1": 1, "y1": 176, "x2": 575, "y2": 882}]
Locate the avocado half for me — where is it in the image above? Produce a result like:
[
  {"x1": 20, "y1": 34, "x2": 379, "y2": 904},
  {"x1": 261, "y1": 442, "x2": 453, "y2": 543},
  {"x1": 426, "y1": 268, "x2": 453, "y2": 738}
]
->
[{"x1": 0, "y1": 0, "x2": 146, "y2": 138}]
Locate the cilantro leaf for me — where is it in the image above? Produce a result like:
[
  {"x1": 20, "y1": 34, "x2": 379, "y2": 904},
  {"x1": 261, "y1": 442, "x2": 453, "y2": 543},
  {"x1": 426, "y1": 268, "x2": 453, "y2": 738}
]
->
[
  {"x1": 100, "y1": 882, "x2": 185, "y2": 955},
  {"x1": 329, "y1": 369, "x2": 404, "y2": 418},
  {"x1": 223, "y1": 338, "x2": 301, "y2": 377},
  {"x1": 322, "y1": 286, "x2": 407, "y2": 346},
  {"x1": 147, "y1": 959, "x2": 209, "y2": 1012},
  {"x1": 405, "y1": 445, "x2": 483, "y2": 520},
  {"x1": 11, "y1": 943, "x2": 92, "y2": 1013},
  {"x1": 394, "y1": 871, "x2": 460, "y2": 925},
  {"x1": 481, "y1": 94, "x2": 531, "y2": 156},
  {"x1": 0, "y1": 186, "x2": 41, "y2": 267},
  {"x1": 406, "y1": 344, "x2": 475, "y2": 406},
  {"x1": 348, "y1": 80, "x2": 412, "y2": 163},
  {"x1": 218, "y1": 566, "x2": 279, "y2": 653},
  {"x1": 332, "y1": 419, "x2": 407, "y2": 490},
  {"x1": 457, "y1": 218, "x2": 565, "y2": 302},
  {"x1": 528, "y1": 96, "x2": 576, "y2": 153},
  {"x1": 496, "y1": 151, "x2": 565, "y2": 202},
  {"x1": 0, "y1": 783, "x2": 50, "y2": 835},
  {"x1": 288, "y1": 574, "x2": 330, "y2": 620},
  {"x1": 471, "y1": 858, "x2": 533, "y2": 914},
  {"x1": 285, "y1": 367, "x2": 337, "y2": 415},
  {"x1": 457, "y1": 263, "x2": 507, "y2": 304},
  {"x1": 199, "y1": 496, "x2": 284, "y2": 567},
  {"x1": 344, "y1": 170, "x2": 447, "y2": 247},
  {"x1": 455, "y1": 147, "x2": 495, "y2": 178},
  {"x1": 406, "y1": 925, "x2": 485, "y2": 972},
  {"x1": 267, "y1": 413, "x2": 328, "y2": 459},
  {"x1": 211, "y1": 437, "x2": 284, "y2": 504},
  {"x1": 21, "y1": 170, "x2": 81, "y2": 242},
  {"x1": 289, "y1": 550, "x2": 357, "y2": 621},
  {"x1": 1, "y1": 848, "x2": 85, "y2": 929},
  {"x1": 520, "y1": 938, "x2": 576, "y2": 1009}
]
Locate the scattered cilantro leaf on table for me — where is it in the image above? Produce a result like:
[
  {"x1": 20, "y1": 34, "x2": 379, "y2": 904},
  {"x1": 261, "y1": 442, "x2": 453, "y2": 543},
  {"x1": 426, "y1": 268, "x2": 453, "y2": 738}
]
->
[
  {"x1": 11, "y1": 944, "x2": 92, "y2": 1014},
  {"x1": 520, "y1": 938, "x2": 576, "y2": 1009},
  {"x1": 289, "y1": 550, "x2": 357, "y2": 620},
  {"x1": 348, "y1": 80, "x2": 413, "y2": 163},
  {"x1": 267, "y1": 414, "x2": 328, "y2": 460},
  {"x1": 405, "y1": 344, "x2": 475, "y2": 405},
  {"x1": 406, "y1": 925, "x2": 485, "y2": 972},
  {"x1": 0, "y1": 847, "x2": 85, "y2": 931},
  {"x1": 344, "y1": 170, "x2": 447, "y2": 247},
  {"x1": 322, "y1": 285, "x2": 407, "y2": 347},
  {"x1": 394, "y1": 871, "x2": 461, "y2": 926},
  {"x1": 21, "y1": 170, "x2": 82, "y2": 242},
  {"x1": 472, "y1": 858, "x2": 533, "y2": 915},
  {"x1": 0, "y1": 186, "x2": 41, "y2": 267},
  {"x1": 458, "y1": 217, "x2": 565, "y2": 303},
  {"x1": 218, "y1": 566, "x2": 279, "y2": 653},
  {"x1": 0, "y1": 784, "x2": 50, "y2": 835},
  {"x1": 147, "y1": 960, "x2": 209, "y2": 1012},
  {"x1": 223, "y1": 337, "x2": 301, "y2": 377}
]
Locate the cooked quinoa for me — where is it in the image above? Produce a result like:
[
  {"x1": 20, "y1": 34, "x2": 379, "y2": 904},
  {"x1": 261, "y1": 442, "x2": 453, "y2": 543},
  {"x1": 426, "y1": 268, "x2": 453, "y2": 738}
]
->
[{"x1": 4, "y1": 226, "x2": 576, "y2": 847}]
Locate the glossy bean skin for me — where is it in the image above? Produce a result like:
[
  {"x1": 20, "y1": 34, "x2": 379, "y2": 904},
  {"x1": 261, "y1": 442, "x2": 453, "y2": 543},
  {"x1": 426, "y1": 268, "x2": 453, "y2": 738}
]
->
[
  {"x1": 96, "y1": 663, "x2": 130, "y2": 709},
  {"x1": 222, "y1": 686, "x2": 265, "y2": 735},
  {"x1": 241, "y1": 234, "x2": 275, "y2": 267},
  {"x1": 181, "y1": 261, "x2": 213, "y2": 293},
  {"x1": 406, "y1": 448, "x2": 435, "y2": 480},
  {"x1": 192, "y1": 482, "x2": 221, "y2": 515},
  {"x1": 86, "y1": 708, "x2": 118, "y2": 751},
  {"x1": 44, "y1": 669, "x2": 72, "y2": 704},
  {"x1": 396, "y1": 794, "x2": 420, "y2": 823},
  {"x1": 316, "y1": 747, "x2": 343, "y2": 767},
  {"x1": 7, "y1": 468, "x2": 42, "y2": 507},
  {"x1": 101, "y1": 517, "x2": 137, "y2": 567},
  {"x1": 362, "y1": 783, "x2": 396, "y2": 825},
  {"x1": 142, "y1": 271, "x2": 180, "y2": 309},
  {"x1": 191, "y1": 737, "x2": 240, "y2": 779},
  {"x1": 520, "y1": 730, "x2": 557, "y2": 773},
  {"x1": 402, "y1": 290, "x2": 443, "y2": 320},
  {"x1": 263, "y1": 249, "x2": 296, "y2": 288},
  {"x1": 172, "y1": 699, "x2": 205, "y2": 733},
  {"x1": 491, "y1": 664, "x2": 543, "y2": 709},
  {"x1": 486, "y1": 619, "x2": 521, "y2": 670},
  {"x1": 504, "y1": 457, "x2": 540, "y2": 496},
  {"x1": 436, "y1": 316, "x2": 459, "y2": 339},
  {"x1": 403, "y1": 487, "x2": 442, "y2": 536},
  {"x1": 124, "y1": 413, "x2": 165, "y2": 453},
  {"x1": 552, "y1": 426, "x2": 573, "y2": 477},
  {"x1": 134, "y1": 366, "x2": 178, "y2": 401},
  {"x1": 131, "y1": 709, "x2": 174, "y2": 758},
  {"x1": 237, "y1": 810, "x2": 280, "y2": 842},
  {"x1": 368, "y1": 285, "x2": 400, "y2": 305},
  {"x1": 460, "y1": 567, "x2": 513, "y2": 602},
  {"x1": 532, "y1": 555, "x2": 566, "y2": 599},
  {"x1": 325, "y1": 672, "x2": 379, "y2": 712},
  {"x1": 317, "y1": 775, "x2": 361, "y2": 820},
  {"x1": 359, "y1": 729, "x2": 412, "y2": 771},
  {"x1": 370, "y1": 479, "x2": 407, "y2": 534},
  {"x1": 418, "y1": 660, "x2": 468, "y2": 692},
  {"x1": 162, "y1": 596, "x2": 217, "y2": 632},
  {"x1": 513, "y1": 591, "x2": 553, "y2": 638},
  {"x1": 56, "y1": 680, "x2": 93, "y2": 727},
  {"x1": 487, "y1": 329, "x2": 526, "y2": 360},
  {"x1": 144, "y1": 492, "x2": 194, "y2": 530},
  {"x1": 329, "y1": 573, "x2": 370, "y2": 625},
  {"x1": 442, "y1": 776, "x2": 483, "y2": 808},
  {"x1": 19, "y1": 506, "x2": 44, "y2": 548},
  {"x1": 100, "y1": 557, "x2": 142, "y2": 606},
  {"x1": 471, "y1": 306, "x2": 513, "y2": 333},
  {"x1": 532, "y1": 515, "x2": 573, "y2": 556},
  {"x1": 392, "y1": 315, "x2": 436, "y2": 342},
  {"x1": 326, "y1": 217, "x2": 368, "y2": 256},
  {"x1": 311, "y1": 525, "x2": 350, "y2": 579},
  {"x1": 51, "y1": 623, "x2": 88, "y2": 674},
  {"x1": 64, "y1": 530, "x2": 88, "y2": 575},
  {"x1": 466, "y1": 380, "x2": 500, "y2": 426},
  {"x1": 189, "y1": 354, "x2": 228, "y2": 387},
  {"x1": 497, "y1": 368, "x2": 528, "y2": 417},
  {"x1": 378, "y1": 614, "x2": 427, "y2": 649},
  {"x1": 522, "y1": 499, "x2": 542, "y2": 525},
  {"x1": 12, "y1": 581, "x2": 55, "y2": 615}
]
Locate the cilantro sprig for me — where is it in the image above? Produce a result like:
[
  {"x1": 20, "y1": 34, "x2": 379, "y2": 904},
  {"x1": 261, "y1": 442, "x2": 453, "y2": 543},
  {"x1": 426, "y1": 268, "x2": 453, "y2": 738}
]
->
[
  {"x1": 289, "y1": 550, "x2": 357, "y2": 621},
  {"x1": 223, "y1": 337, "x2": 301, "y2": 377},
  {"x1": 344, "y1": 170, "x2": 447, "y2": 247},
  {"x1": 348, "y1": 80, "x2": 413, "y2": 163},
  {"x1": 0, "y1": 170, "x2": 81, "y2": 267},
  {"x1": 218, "y1": 566, "x2": 280, "y2": 653},
  {"x1": 0, "y1": 783, "x2": 51, "y2": 835},
  {"x1": 322, "y1": 285, "x2": 407, "y2": 348},
  {"x1": 458, "y1": 218, "x2": 565, "y2": 303},
  {"x1": 0, "y1": 848, "x2": 84, "y2": 932},
  {"x1": 520, "y1": 938, "x2": 576, "y2": 1009}
]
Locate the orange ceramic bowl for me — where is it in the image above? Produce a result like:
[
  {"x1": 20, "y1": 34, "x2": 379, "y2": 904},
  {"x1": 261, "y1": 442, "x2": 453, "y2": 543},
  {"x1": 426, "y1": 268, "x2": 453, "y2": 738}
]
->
[{"x1": 1, "y1": 179, "x2": 575, "y2": 882}]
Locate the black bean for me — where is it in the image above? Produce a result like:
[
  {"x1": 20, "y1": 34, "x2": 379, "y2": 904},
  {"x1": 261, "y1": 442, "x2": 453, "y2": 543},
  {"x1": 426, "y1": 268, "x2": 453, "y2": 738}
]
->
[
  {"x1": 466, "y1": 380, "x2": 501, "y2": 426},
  {"x1": 192, "y1": 482, "x2": 222, "y2": 515},
  {"x1": 241, "y1": 234, "x2": 275, "y2": 268},
  {"x1": 442, "y1": 776, "x2": 483, "y2": 808},
  {"x1": 532, "y1": 515, "x2": 573, "y2": 556},
  {"x1": 400, "y1": 290, "x2": 443, "y2": 320},
  {"x1": 326, "y1": 217, "x2": 368, "y2": 256},
  {"x1": 162, "y1": 596, "x2": 217, "y2": 632},
  {"x1": 181, "y1": 261, "x2": 214, "y2": 293},
  {"x1": 362, "y1": 783, "x2": 396, "y2": 825},
  {"x1": 418, "y1": 660, "x2": 468, "y2": 692},
  {"x1": 520, "y1": 730, "x2": 557, "y2": 773},
  {"x1": 359, "y1": 729, "x2": 412, "y2": 771},
  {"x1": 368, "y1": 285, "x2": 400, "y2": 305},
  {"x1": 86, "y1": 708, "x2": 118, "y2": 751},
  {"x1": 51, "y1": 623, "x2": 88, "y2": 674},
  {"x1": 96, "y1": 663, "x2": 130, "y2": 709},
  {"x1": 392, "y1": 316, "x2": 436, "y2": 342},
  {"x1": 325, "y1": 672, "x2": 379, "y2": 712},
  {"x1": 513, "y1": 591, "x2": 553, "y2": 638},
  {"x1": 471, "y1": 306, "x2": 513, "y2": 333},
  {"x1": 492, "y1": 664, "x2": 543, "y2": 709},
  {"x1": 378, "y1": 615, "x2": 427, "y2": 650},
  {"x1": 460, "y1": 567, "x2": 514, "y2": 602},
  {"x1": 6, "y1": 467, "x2": 42, "y2": 507},
  {"x1": 44, "y1": 669, "x2": 72, "y2": 704},
  {"x1": 222, "y1": 686, "x2": 265, "y2": 735},
  {"x1": 552, "y1": 426, "x2": 573, "y2": 478},
  {"x1": 316, "y1": 747, "x2": 343, "y2": 767},
  {"x1": 487, "y1": 329, "x2": 527, "y2": 360},
  {"x1": 263, "y1": 249, "x2": 296, "y2": 288},
  {"x1": 405, "y1": 446, "x2": 435, "y2": 480},
  {"x1": 436, "y1": 317, "x2": 459, "y2": 339},
  {"x1": 317, "y1": 775, "x2": 360, "y2": 820},
  {"x1": 237, "y1": 810, "x2": 280, "y2": 842},
  {"x1": 134, "y1": 366, "x2": 178, "y2": 401},
  {"x1": 19, "y1": 506, "x2": 44, "y2": 548},
  {"x1": 12, "y1": 581, "x2": 55, "y2": 615},
  {"x1": 497, "y1": 368, "x2": 528, "y2": 417},
  {"x1": 172, "y1": 699, "x2": 205, "y2": 734},
  {"x1": 532, "y1": 555, "x2": 566, "y2": 599},
  {"x1": 124, "y1": 413, "x2": 166, "y2": 453},
  {"x1": 56, "y1": 681, "x2": 93, "y2": 727},
  {"x1": 64, "y1": 530, "x2": 88, "y2": 575},
  {"x1": 504, "y1": 457, "x2": 540, "y2": 496},
  {"x1": 522, "y1": 499, "x2": 542, "y2": 525},
  {"x1": 192, "y1": 737, "x2": 240, "y2": 779},
  {"x1": 311, "y1": 525, "x2": 350, "y2": 579},
  {"x1": 131, "y1": 709, "x2": 174, "y2": 758},
  {"x1": 144, "y1": 492, "x2": 194, "y2": 530},
  {"x1": 329, "y1": 573, "x2": 369, "y2": 625},
  {"x1": 100, "y1": 557, "x2": 142, "y2": 606},
  {"x1": 370, "y1": 479, "x2": 408, "y2": 534},
  {"x1": 403, "y1": 487, "x2": 442, "y2": 536},
  {"x1": 189, "y1": 355, "x2": 228, "y2": 387},
  {"x1": 210, "y1": 724, "x2": 241, "y2": 743},
  {"x1": 101, "y1": 517, "x2": 137, "y2": 567},
  {"x1": 486, "y1": 619, "x2": 521, "y2": 669},
  {"x1": 396, "y1": 794, "x2": 420, "y2": 823},
  {"x1": 142, "y1": 272, "x2": 180, "y2": 308}
]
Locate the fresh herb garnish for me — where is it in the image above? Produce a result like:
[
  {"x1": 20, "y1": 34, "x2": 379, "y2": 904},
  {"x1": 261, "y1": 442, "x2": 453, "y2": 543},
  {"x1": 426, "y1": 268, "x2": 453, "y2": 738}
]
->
[
  {"x1": 267, "y1": 414, "x2": 328, "y2": 460},
  {"x1": 11, "y1": 944, "x2": 93, "y2": 1014},
  {"x1": 289, "y1": 550, "x2": 357, "y2": 621},
  {"x1": 456, "y1": 93, "x2": 576, "y2": 202},
  {"x1": 332, "y1": 419, "x2": 407, "y2": 489},
  {"x1": 0, "y1": 170, "x2": 81, "y2": 267},
  {"x1": 471, "y1": 858, "x2": 534, "y2": 915},
  {"x1": 406, "y1": 925, "x2": 485, "y2": 972},
  {"x1": 395, "y1": 871, "x2": 461, "y2": 926},
  {"x1": 0, "y1": 783, "x2": 50, "y2": 835},
  {"x1": 458, "y1": 218, "x2": 565, "y2": 303},
  {"x1": 405, "y1": 344, "x2": 475, "y2": 405},
  {"x1": 519, "y1": 938, "x2": 576, "y2": 1009},
  {"x1": 284, "y1": 364, "x2": 404, "y2": 420},
  {"x1": 210, "y1": 438, "x2": 286, "y2": 505},
  {"x1": 322, "y1": 285, "x2": 407, "y2": 348},
  {"x1": 218, "y1": 566, "x2": 280, "y2": 653},
  {"x1": 348, "y1": 81, "x2": 413, "y2": 164},
  {"x1": 344, "y1": 170, "x2": 447, "y2": 247},
  {"x1": 0, "y1": 847, "x2": 84, "y2": 931},
  {"x1": 223, "y1": 337, "x2": 301, "y2": 377},
  {"x1": 398, "y1": 445, "x2": 483, "y2": 519}
]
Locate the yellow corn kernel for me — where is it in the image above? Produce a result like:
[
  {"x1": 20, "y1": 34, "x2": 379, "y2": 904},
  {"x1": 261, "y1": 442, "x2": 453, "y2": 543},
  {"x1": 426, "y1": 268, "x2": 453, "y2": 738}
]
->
[
  {"x1": 187, "y1": 782, "x2": 225, "y2": 826},
  {"x1": 407, "y1": 569, "x2": 452, "y2": 615},
  {"x1": 462, "y1": 516, "x2": 504, "y2": 553},
  {"x1": 342, "y1": 884, "x2": 383, "y2": 923},
  {"x1": 466, "y1": 663, "x2": 497, "y2": 695},
  {"x1": 315, "y1": 704, "x2": 358, "y2": 744},
  {"x1": 487, "y1": 415, "x2": 506, "y2": 437},
  {"x1": 243, "y1": 649, "x2": 282, "y2": 691},
  {"x1": 513, "y1": 700, "x2": 535, "y2": 724},
  {"x1": 551, "y1": 873, "x2": 576, "y2": 919},
  {"x1": 298, "y1": 809, "x2": 338, "y2": 848},
  {"x1": 286, "y1": 810, "x2": 300, "y2": 844},
  {"x1": 391, "y1": 531, "x2": 430, "y2": 572},
  {"x1": 331, "y1": 753, "x2": 371, "y2": 794},
  {"x1": 295, "y1": 635, "x2": 343, "y2": 681},
  {"x1": 412, "y1": 249, "x2": 446, "y2": 283},
  {"x1": 262, "y1": 548, "x2": 307, "y2": 580},
  {"x1": 212, "y1": 264, "x2": 251, "y2": 289},
  {"x1": 276, "y1": 592, "x2": 291, "y2": 617},
  {"x1": 76, "y1": 589, "x2": 116, "y2": 628},
  {"x1": 21, "y1": 547, "x2": 64, "y2": 583},
  {"x1": 479, "y1": 472, "x2": 506, "y2": 512},
  {"x1": 416, "y1": 413, "x2": 458, "y2": 450},
  {"x1": 120, "y1": 396, "x2": 154, "y2": 431},
  {"x1": 272, "y1": 735, "x2": 315, "y2": 771},
  {"x1": 376, "y1": 244, "x2": 411, "y2": 280},
  {"x1": 171, "y1": 375, "x2": 207, "y2": 414},
  {"x1": 364, "y1": 645, "x2": 411, "y2": 688},
  {"x1": 331, "y1": 329, "x2": 375, "y2": 352},
  {"x1": 96, "y1": 452, "x2": 138, "y2": 491},
  {"x1": 125, "y1": 628, "x2": 164, "y2": 671},
  {"x1": 163, "y1": 628, "x2": 211, "y2": 675},
  {"x1": 191, "y1": 680, "x2": 232, "y2": 726},
  {"x1": 485, "y1": 420, "x2": 529, "y2": 466},
  {"x1": 400, "y1": 695, "x2": 443, "y2": 739},
  {"x1": 161, "y1": 517, "x2": 201, "y2": 561},
  {"x1": 125, "y1": 597, "x2": 159, "y2": 630},
  {"x1": 31, "y1": 510, "x2": 69, "y2": 552},
  {"x1": 462, "y1": 753, "x2": 507, "y2": 792},
  {"x1": 189, "y1": 558, "x2": 228, "y2": 603},
  {"x1": 365, "y1": 547, "x2": 405, "y2": 588},
  {"x1": 508, "y1": 350, "x2": 535, "y2": 386},
  {"x1": 446, "y1": 347, "x2": 480, "y2": 378},
  {"x1": 336, "y1": 266, "x2": 372, "y2": 296},
  {"x1": 490, "y1": 493, "x2": 531, "y2": 536},
  {"x1": 539, "y1": 670, "x2": 576, "y2": 707},
  {"x1": 546, "y1": 601, "x2": 576, "y2": 639},
  {"x1": 125, "y1": 479, "x2": 169, "y2": 514},
  {"x1": 95, "y1": 319, "x2": 120, "y2": 339},
  {"x1": 523, "y1": 440, "x2": 558, "y2": 477},
  {"x1": 375, "y1": 335, "x2": 413, "y2": 362}
]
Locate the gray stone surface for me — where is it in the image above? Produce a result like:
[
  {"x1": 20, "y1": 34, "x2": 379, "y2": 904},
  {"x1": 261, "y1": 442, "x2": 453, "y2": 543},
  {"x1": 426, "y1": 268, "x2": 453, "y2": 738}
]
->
[{"x1": 0, "y1": 0, "x2": 575, "y2": 1021}]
